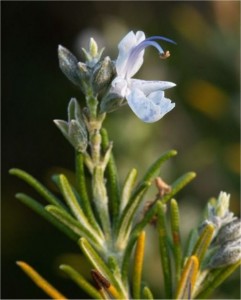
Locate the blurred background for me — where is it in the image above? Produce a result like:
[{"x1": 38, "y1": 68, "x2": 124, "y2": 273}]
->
[{"x1": 2, "y1": 1, "x2": 240, "y2": 299}]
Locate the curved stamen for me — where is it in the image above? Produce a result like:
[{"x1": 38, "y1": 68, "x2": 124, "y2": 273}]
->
[
  {"x1": 124, "y1": 35, "x2": 176, "y2": 78},
  {"x1": 145, "y1": 36, "x2": 177, "y2": 45},
  {"x1": 125, "y1": 40, "x2": 165, "y2": 77}
]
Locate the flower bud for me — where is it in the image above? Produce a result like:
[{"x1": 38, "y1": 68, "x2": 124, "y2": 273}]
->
[
  {"x1": 82, "y1": 38, "x2": 105, "y2": 68},
  {"x1": 100, "y1": 92, "x2": 126, "y2": 113},
  {"x1": 58, "y1": 45, "x2": 89, "y2": 91},
  {"x1": 207, "y1": 239, "x2": 241, "y2": 268},
  {"x1": 58, "y1": 45, "x2": 80, "y2": 85},
  {"x1": 54, "y1": 98, "x2": 88, "y2": 153},
  {"x1": 205, "y1": 191, "x2": 236, "y2": 230},
  {"x1": 68, "y1": 120, "x2": 88, "y2": 152},
  {"x1": 217, "y1": 218, "x2": 241, "y2": 244},
  {"x1": 91, "y1": 57, "x2": 115, "y2": 95}
]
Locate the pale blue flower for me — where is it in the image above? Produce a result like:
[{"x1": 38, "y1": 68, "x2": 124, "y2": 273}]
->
[{"x1": 110, "y1": 31, "x2": 176, "y2": 123}]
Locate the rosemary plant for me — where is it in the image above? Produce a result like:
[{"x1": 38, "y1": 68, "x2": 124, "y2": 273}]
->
[{"x1": 10, "y1": 31, "x2": 240, "y2": 299}]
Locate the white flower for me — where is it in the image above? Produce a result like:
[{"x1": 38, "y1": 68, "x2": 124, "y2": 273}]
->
[{"x1": 110, "y1": 31, "x2": 176, "y2": 123}]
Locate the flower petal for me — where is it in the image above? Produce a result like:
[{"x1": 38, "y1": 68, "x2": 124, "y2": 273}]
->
[
  {"x1": 129, "y1": 79, "x2": 176, "y2": 95},
  {"x1": 116, "y1": 31, "x2": 145, "y2": 77},
  {"x1": 110, "y1": 76, "x2": 128, "y2": 98},
  {"x1": 127, "y1": 88, "x2": 175, "y2": 123}
]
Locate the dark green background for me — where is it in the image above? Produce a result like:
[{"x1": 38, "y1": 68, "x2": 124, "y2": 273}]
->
[{"x1": 2, "y1": 1, "x2": 240, "y2": 299}]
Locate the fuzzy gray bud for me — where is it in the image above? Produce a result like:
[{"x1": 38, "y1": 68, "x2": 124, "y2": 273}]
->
[
  {"x1": 100, "y1": 91, "x2": 126, "y2": 113},
  {"x1": 207, "y1": 239, "x2": 241, "y2": 269},
  {"x1": 217, "y1": 218, "x2": 241, "y2": 244},
  {"x1": 58, "y1": 45, "x2": 89, "y2": 91},
  {"x1": 91, "y1": 57, "x2": 115, "y2": 95},
  {"x1": 54, "y1": 98, "x2": 88, "y2": 152}
]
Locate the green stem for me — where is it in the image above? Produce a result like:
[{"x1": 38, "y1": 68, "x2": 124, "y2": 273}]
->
[
  {"x1": 92, "y1": 166, "x2": 112, "y2": 240},
  {"x1": 86, "y1": 92, "x2": 98, "y2": 119}
]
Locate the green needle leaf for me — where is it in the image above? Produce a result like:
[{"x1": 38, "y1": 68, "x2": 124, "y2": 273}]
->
[
  {"x1": 192, "y1": 223, "x2": 215, "y2": 266},
  {"x1": 9, "y1": 168, "x2": 65, "y2": 208},
  {"x1": 141, "y1": 149, "x2": 177, "y2": 183},
  {"x1": 161, "y1": 172, "x2": 196, "y2": 204},
  {"x1": 195, "y1": 259, "x2": 241, "y2": 299},
  {"x1": 17, "y1": 261, "x2": 67, "y2": 299},
  {"x1": 143, "y1": 286, "x2": 154, "y2": 300},
  {"x1": 157, "y1": 202, "x2": 172, "y2": 299},
  {"x1": 46, "y1": 205, "x2": 103, "y2": 248},
  {"x1": 120, "y1": 168, "x2": 138, "y2": 213},
  {"x1": 75, "y1": 151, "x2": 100, "y2": 233},
  {"x1": 79, "y1": 237, "x2": 126, "y2": 298},
  {"x1": 175, "y1": 255, "x2": 199, "y2": 299},
  {"x1": 16, "y1": 193, "x2": 78, "y2": 241},
  {"x1": 116, "y1": 182, "x2": 151, "y2": 249},
  {"x1": 132, "y1": 231, "x2": 146, "y2": 299},
  {"x1": 184, "y1": 229, "x2": 199, "y2": 259},
  {"x1": 121, "y1": 200, "x2": 159, "y2": 284},
  {"x1": 170, "y1": 199, "x2": 183, "y2": 282},
  {"x1": 101, "y1": 128, "x2": 120, "y2": 227},
  {"x1": 57, "y1": 174, "x2": 104, "y2": 240},
  {"x1": 60, "y1": 264, "x2": 102, "y2": 299}
]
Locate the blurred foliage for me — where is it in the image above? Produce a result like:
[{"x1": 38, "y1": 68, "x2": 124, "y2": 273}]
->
[{"x1": 2, "y1": 1, "x2": 240, "y2": 299}]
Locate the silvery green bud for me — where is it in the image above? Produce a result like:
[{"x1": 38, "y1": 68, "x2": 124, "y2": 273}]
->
[
  {"x1": 217, "y1": 218, "x2": 241, "y2": 244},
  {"x1": 100, "y1": 91, "x2": 126, "y2": 113},
  {"x1": 91, "y1": 57, "x2": 115, "y2": 95},
  {"x1": 68, "y1": 120, "x2": 88, "y2": 152},
  {"x1": 207, "y1": 239, "x2": 241, "y2": 268},
  {"x1": 205, "y1": 191, "x2": 236, "y2": 230},
  {"x1": 82, "y1": 38, "x2": 105, "y2": 68},
  {"x1": 58, "y1": 45, "x2": 89, "y2": 91},
  {"x1": 68, "y1": 98, "x2": 85, "y2": 126},
  {"x1": 54, "y1": 98, "x2": 88, "y2": 153}
]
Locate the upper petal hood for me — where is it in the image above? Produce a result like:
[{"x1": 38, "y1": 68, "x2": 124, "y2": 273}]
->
[{"x1": 115, "y1": 31, "x2": 145, "y2": 78}]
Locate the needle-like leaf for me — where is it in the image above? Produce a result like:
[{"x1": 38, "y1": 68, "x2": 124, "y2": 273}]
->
[
  {"x1": 120, "y1": 168, "x2": 138, "y2": 213},
  {"x1": 9, "y1": 168, "x2": 65, "y2": 208},
  {"x1": 75, "y1": 151, "x2": 100, "y2": 233},
  {"x1": 192, "y1": 223, "x2": 215, "y2": 266},
  {"x1": 170, "y1": 199, "x2": 182, "y2": 282},
  {"x1": 57, "y1": 174, "x2": 104, "y2": 240},
  {"x1": 195, "y1": 259, "x2": 241, "y2": 299},
  {"x1": 16, "y1": 261, "x2": 67, "y2": 299},
  {"x1": 16, "y1": 193, "x2": 78, "y2": 241},
  {"x1": 143, "y1": 286, "x2": 154, "y2": 300},
  {"x1": 101, "y1": 128, "x2": 120, "y2": 227},
  {"x1": 116, "y1": 182, "x2": 151, "y2": 249},
  {"x1": 79, "y1": 238, "x2": 126, "y2": 299},
  {"x1": 141, "y1": 149, "x2": 177, "y2": 183},
  {"x1": 175, "y1": 255, "x2": 199, "y2": 299},
  {"x1": 161, "y1": 172, "x2": 196, "y2": 204},
  {"x1": 157, "y1": 202, "x2": 173, "y2": 299},
  {"x1": 60, "y1": 264, "x2": 102, "y2": 299},
  {"x1": 132, "y1": 231, "x2": 146, "y2": 299},
  {"x1": 46, "y1": 205, "x2": 103, "y2": 249}
]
